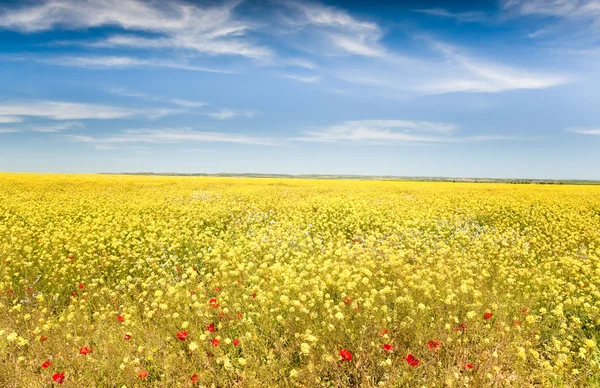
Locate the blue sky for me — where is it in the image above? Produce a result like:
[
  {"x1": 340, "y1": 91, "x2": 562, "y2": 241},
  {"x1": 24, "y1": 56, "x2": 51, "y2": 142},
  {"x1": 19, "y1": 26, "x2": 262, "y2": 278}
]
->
[{"x1": 0, "y1": 0, "x2": 599, "y2": 179}]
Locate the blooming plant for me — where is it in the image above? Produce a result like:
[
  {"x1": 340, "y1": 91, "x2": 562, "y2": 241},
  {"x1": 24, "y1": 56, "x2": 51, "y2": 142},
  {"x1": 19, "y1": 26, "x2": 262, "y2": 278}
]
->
[{"x1": 0, "y1": 174, "x2": 599, "y2": 386}]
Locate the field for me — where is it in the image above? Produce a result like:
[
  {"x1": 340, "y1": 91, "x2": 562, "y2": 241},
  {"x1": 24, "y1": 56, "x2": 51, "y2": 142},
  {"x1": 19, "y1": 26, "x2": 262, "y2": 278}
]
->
[{"x1": 1, "y1": 174, "x2": 600, "y2": 387}]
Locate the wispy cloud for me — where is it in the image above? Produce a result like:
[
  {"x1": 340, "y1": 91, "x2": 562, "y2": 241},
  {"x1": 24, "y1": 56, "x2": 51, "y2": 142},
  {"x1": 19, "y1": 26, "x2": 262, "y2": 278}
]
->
[
  {"x1": 29, "y1": 122, "x2": 84, "y2": 133},
  {"x1": 0, "y1": 100, "x2": 143, "y2": 120},
  {"x1": 0, "y1": 115, "x2": 23, "y2": 123},
  {"x1": 0, "y1": 0, "x2": 271, "y2": 60},
  {"x1": 281, "y1": 1, "x2": 386, "y2": 58},
  {"x1": 417, "y1": 42, "x2": 568, "y2": 93},
  {"x1": 282, "y1": 74, "x2": 320, "y2": 83},
  {"x1": 35, "y1": 55, "x2": 237, "y2": 73},
  {"x1": 64, "y1": 128, "x2": 274, "y2": 146},
  {"x1": 565, "y1": 127, "x2": 600, "y2": 135},
  {"x1": 414, "y1": 8, "x2": 489, "y2": 23},
  {"x1": 0, "y1": 128, "x2": 18, "y2": 133},
  {"x1": 293, "y1": 119, "x2": 518, "y2": 144},
  {"x1": 203, "y1": 109, "x2": 255, "y2": 120},
  {"x1": 108, "y1": 88, "x2": 207, "y2": 108}
]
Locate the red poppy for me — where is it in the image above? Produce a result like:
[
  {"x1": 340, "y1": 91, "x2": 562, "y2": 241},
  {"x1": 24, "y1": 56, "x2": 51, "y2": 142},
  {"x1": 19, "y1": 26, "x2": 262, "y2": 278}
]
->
[
  {"x1": 40, "y1": 335, "x2": 48, "y2": 342},
  {"x1": 52, "y1": 373, "x2": 65, "y2": 384},
  {"x1": 209, "y1": 298, "x2": 219, "y2": 308},
  {"x1": 79, "y1": 346, "x2": 91, "y2": 355},
  {"x1": 236, "y1": 313, "x2": 243, "y2": 319},
  {"x1": 71, "y1": 291, "x2": 78, "y2": 297},
  {"x1": 233, "y1": 339, "x2": 240, "y2": 347},
  {"x1": 206, "y1": 323, "x2": 216, "y2": 333},
  {"x1": 521, "y1": 307, "x2": 529, "y2": 315},
  {"x1": 344, "y1": 297, "x2": 353, "y2": 305},
  {"x1": 382, "y1": 343, "x2": 394, "y2": 351},
  {"x1": 176, "y1": 331, "x2": 188, "y2": 341},
  {"x1": 464, "y1": 363, "x2": 474, "y2": 369},
  {"x1": 405, "y1": 354, "x2": 420, "y2": 367},
  {"x1": 379, "y1": 330, "x2": 389, "y2": 335},
  {"x1": 453, "y1": 323, "x2": 466, "y2": 331},
  {"x1": 211, "y1": 338, "x2": 220, "y2": 347},
  {"x1": 339, "y1": 349, "x2": 353, "y2": 362},
  {"x1": 251, "y1": 293, "x2": 257, "y2": 299},
  {"x1": 191, "y1": 374, "x2": 198, "y2": 383},
  {"x1": 42, "y1": 360, "x2": 52, "y2": 369},
  {"x1": 483, "y1": 312, "x2": 493, "y2": 320},
  {"x1": 117, "y1": 315, "x2": 124, "y2": 323},
  {"x1": 427, "y1": 339, "x2": 441, "y2": 350},
  {"x1": 124, "y1": 334, "x2": 132, "y2": 340},
  {"x1": 78, "y1": 283, "x2": 85, "y2": 289},
  {"x1": 137, "y1": 370, "x2": 149, "y2": 379},
  {"x1": 513, "y1": 320, "x2": 522, "y2": 326}
]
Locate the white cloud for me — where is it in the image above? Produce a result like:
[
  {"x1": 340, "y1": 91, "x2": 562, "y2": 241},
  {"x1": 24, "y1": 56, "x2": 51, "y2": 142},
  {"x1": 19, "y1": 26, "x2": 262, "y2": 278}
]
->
[
  {"x1": 565, "y1": 127, "x2": 600, "y2": 135},
  {"x1": 293, "y1": 119, "x2": 518, "y2": 144},
  {"x1": 333, "y1": 40, "x2": 567, "y2": 95},
  {"x1": 204, "y1": 109, "x2": 255, "y2": 120},
  {"x1": 37, "y1": 55, "x2": 236, "y2": 73},
  {"x1": 420, "y1": 42, "x2": 568, "y2": 93},
  {"x1": 108, "y1": 88, "x2": 207, "y2": 108},
  {"x1": 413, "y1": 8, "x2": 489, "y2": 23},
  {"x1": 0, "y1": 115, "x2": 23, "y2": 123},
  {"x1": 281, "y1": 1, "x2": 386, "y2": 57},
  {"x1": 282, "y1": 74, "x2": 320, "y2": 83},
  {"x1": 64, "y1": 128, "x2": 274, "y2": 146},
  {"x1": 0, "y1": 128, "x2": 18, "y2": 133},
  {"x1": 0, "y1": 100, "x2": 143, "y2": 120},
  {"x1": 29, "y1": 122, "x2": 84, "y2": 133},
  {"x1": 0, "y1": 0, "x2": 271, "y2": 60}
]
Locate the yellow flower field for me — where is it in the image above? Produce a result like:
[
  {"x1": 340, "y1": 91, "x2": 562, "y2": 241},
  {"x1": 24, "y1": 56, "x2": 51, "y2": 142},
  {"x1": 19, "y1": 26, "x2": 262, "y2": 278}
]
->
[{"x1": 1, "y1": 173, "x2": 600, "y2": 387}]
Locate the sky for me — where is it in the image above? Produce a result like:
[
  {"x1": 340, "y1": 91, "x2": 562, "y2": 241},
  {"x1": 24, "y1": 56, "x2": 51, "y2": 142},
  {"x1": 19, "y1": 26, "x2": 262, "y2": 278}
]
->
[{"x1": 0, "y1": 0, "x2": 599, "y2": 179}]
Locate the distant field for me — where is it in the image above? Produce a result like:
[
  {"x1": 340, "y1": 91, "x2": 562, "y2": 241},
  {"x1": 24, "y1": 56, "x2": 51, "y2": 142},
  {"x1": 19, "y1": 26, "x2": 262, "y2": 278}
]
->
[{"x1": 1, "y1": 174, "x2": 600, "y2": 387}]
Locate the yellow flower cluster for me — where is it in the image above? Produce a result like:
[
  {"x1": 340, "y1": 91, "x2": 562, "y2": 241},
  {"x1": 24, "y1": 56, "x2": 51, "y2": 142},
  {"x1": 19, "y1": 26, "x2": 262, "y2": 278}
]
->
[{"x1": 0, "y1": 173, "x2": 599, "y2": 387}]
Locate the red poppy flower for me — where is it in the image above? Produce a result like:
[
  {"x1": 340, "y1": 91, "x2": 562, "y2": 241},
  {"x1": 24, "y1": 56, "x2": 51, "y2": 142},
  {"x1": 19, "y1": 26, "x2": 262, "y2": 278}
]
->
[
  {"x1": 78, "y1": 283, "x2": 85, "y2": 289},
  {"x1": 176, "y1": 331, "x2": 188, "y2": 341},
  {"x1": 79, "y1": 346, "x2": 91, "y2": 355},
  {"x1": 339, "y1": 349, "x2": 353, "y2": 362},
  {"x1": 344, "y1": 297, "x2": 353, "y2": 305},
  {"x1": 206, "y1": 323, "x2": 216, "y2": 333},
  {"x1": 209, "y1": 298, "x2": 219, "y2": 308},
  {"x1": 137, "y1": 370, "x2": 149, "y2": 379},
  {"x1": 513, "y1": 320, "x2": 522, "y2": 326},
  {"x1": 124, "y1": 334, "x2": 132, "y2": 340},
  {"x1": 191, "y1": 374, "x2": 198, "y2": 383},
  {"x1": 382, "y1": 343, "x2": 394, "y2": 351},
  {"x1": 251, "y1": 293, "x2": 256, "y2": 299},
  {"x1": 379, "y1": 330, "x2": 389, "y2": 335},
  {"x1": 40, "y1": 335, "x2": 48, "y2": 342},
  {"x1": 42, "y1": 360, "x2": 52, "y2": 369},
  {"x1": 521, "y1": 307, "x2": 529, "y2": 315},
  {"x1": 233, "y1": 339, "x2": 240, "y2": 346},
  {"x1": 483, "y1": 312, "x2": 493, "y2": 320},
  {"x1": 71, "y1": 291, "x2": 78, "y2": 297},
  {"x1": 464, "y1": 363, "x2": 474, "y2": 369},
  {"x1": 236, "y1": 313, "x2": 243, "y2": 319},
  {"x1": 427, "y1": 339, "x2": 441, "y2": 350},
  {"x1": 453, "y1": 323, "x2": 466, "y2": 331},
  {"x1": 405, "y1": 354, "x2": 420, "y2": 367},
  {"x1": 117, "y1": 315, "x2": 124, "y2": 323},
  {"x1": 211, "y1": 338, "x2": 220, "y2": 347},
  {"x1": 52, "y1": 373, "x2": 65, "y2": 384}
]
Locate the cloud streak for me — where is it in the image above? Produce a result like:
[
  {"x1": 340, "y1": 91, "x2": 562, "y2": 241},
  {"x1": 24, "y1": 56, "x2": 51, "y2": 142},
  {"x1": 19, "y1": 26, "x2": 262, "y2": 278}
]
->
[
  {"x1": 292, "y1": 119, "x2": 515, "y2": 144},
  {"x1": 64, "y1": 128, "x2": 275, "y2": 146},
  {"x1": 0, "y1": 100, "x2": 143, "y2": 120},
  {"x1": 0, "y1": 0, "x2": 271, "y2": 60},
  {"x1": 565, "y1": 127, "x2": 600, "y2": 135}
]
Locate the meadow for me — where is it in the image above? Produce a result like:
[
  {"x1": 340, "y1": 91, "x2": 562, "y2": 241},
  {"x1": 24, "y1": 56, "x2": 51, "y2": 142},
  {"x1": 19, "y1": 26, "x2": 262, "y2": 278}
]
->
[{"x1": 1, "y1": 174, "x2": 599, "y2": 387}]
